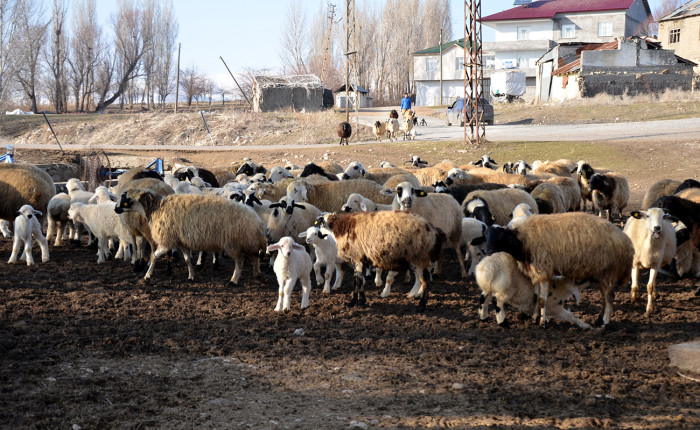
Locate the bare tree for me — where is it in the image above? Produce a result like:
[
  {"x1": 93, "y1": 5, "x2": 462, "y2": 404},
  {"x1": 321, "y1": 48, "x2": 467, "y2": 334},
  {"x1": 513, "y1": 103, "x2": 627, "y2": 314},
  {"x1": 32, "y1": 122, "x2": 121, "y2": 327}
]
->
[
  {"x1": 0, "y1": 0, "x2": 19, "y2": 108},
  {"x1": 280, "y1": 0, "x2": 308, "y2": 74},
  {"x1": 153, "y1": 0, "x2": 177, "y2": 110},
  {"x1": 94, "y1": 0, "x2": 151, "y2": 112},
  {"x1": 67, "y1": 0, "x2": 101, "y2": 112},
  {"x1": 45, "y1": 0, "x2": 68, "y2": 113},
  {"x1": 13, "y1": 0, "x2": 48, "y2": 113},
  {"x1": 179, "y1": 65, "x2": 203, "y2": 107},
  {"x1": 641, "y1": 0, "x2": 685, "y2": 36}
]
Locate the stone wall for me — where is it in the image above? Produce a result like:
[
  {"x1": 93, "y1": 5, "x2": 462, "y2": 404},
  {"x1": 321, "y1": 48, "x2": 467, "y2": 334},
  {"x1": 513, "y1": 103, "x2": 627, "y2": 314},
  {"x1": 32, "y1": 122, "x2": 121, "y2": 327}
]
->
[{"x1": 579, "y1": 65, "x2": 693, "y2": 96}]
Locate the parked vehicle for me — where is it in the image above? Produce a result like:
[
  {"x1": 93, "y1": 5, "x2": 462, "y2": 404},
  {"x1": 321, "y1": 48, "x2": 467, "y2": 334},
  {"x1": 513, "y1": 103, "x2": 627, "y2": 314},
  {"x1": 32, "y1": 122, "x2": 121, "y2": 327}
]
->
[{"x1": 445, "y1": 97, "x2": 494, "y2": 126}]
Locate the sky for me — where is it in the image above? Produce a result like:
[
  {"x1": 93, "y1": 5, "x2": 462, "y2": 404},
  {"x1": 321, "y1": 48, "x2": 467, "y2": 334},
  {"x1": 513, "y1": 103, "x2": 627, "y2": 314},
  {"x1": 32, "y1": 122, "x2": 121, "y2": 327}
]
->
[{"x1": 90, "y1": 0, "x2": 665, "y2": 88}]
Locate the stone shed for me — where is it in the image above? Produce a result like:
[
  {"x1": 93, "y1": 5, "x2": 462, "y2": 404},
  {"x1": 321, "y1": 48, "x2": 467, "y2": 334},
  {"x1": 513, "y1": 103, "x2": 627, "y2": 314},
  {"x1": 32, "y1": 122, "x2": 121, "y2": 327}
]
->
[
  {"x1": 536, "y1": 37, "x2": 696, "y2": 102},
  {"x1": 252, "y1": 75, "x2": 324, "y2": 112}
]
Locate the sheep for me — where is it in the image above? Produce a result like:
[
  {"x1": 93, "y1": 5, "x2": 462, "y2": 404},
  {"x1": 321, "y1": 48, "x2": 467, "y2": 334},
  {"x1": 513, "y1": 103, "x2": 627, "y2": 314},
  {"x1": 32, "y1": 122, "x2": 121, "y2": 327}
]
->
[
  {"x1": 163, "y1": 174, "x2": 180, "y2": 190},
  {"x1": 174, "y1": 165, "x2": 220, "y2": 188},
  {"x1": 433, "y1": 181, "x2": 506, "y2": 204},
  {"x1": 588, "y1": 172, "x2": 630, "y2": 221},
  {"x1": 386, "y1": 118, "x2": 400, "y2": 141},
  {"x1": 7, "y1": 205, "x2": 49, "y2": 266},
  {"x1": 372, "y1": 120, "x2": 387, "y2": 142},
  {"x1": 88, "y1": 186, "x2": 117, "y2": 204},
  {"x1": 573, "y1": 161, "x2": 610, "y2": 212},
  {"x1": 405, "y1": 155, "x2": 429, "y2": 168},
  {"x1": 338, "y1": 121, "x2": 352, "y2": 145},
  {"x1": 379, "y1": 161, "x2": 396, "y2": 168},
  {"x1": 68, "y1": 201, "x2": 135, "y2": 263},
  {"x1": 233, "y1": 160, "x2": 266, "y2": 178},
  {"x1": 641, "y1": 179, "x2": 682, "y2": 210},
  {"x1": 674, "y1": 179, "x2": 700, "y2": 194},
  {"x1": 444, "y1": 168, "x2": 484, "y2": 186},
  {"x1": 532, "y1": 159, "x2": 576, "y2": 178},
  {"x1": 286, "y1": 178, "x2": 394, "y2": 213},
  {"x1": 320, "y1": 211, "x2": 446, "y2": 311},
  {"x1": 389, "y1": 109, "x2": 399, "y2": 119},
  {"x1": 463, "y1": 187, "x2": 539, "y2": 226},
  {"x1": 485, "y1": 213, "x2": 634, "y2": 327},
  {"x1": 502, "y1": 162, "x2": 514, "y2": 174},
  {"x1": 461, "y1": 217, "x2": 488, "y2": 277},
  {"x1": 299, "y1": 226, "x2": 343, "y2": 293},
  {"x1": 46, "y1": 193, "x2": 73, "y2": 246},
  {"x1": 531, "y1": 182, "x2": 566, "y2": 214},
  {"x1": 476, "y1": 252, "x2": 592, "y2": 329},
  {"x1": 298, "y1": 163, "x2": 339, "y2": 181},
  {"x1": 340, "y1": 162, "x2": 415, "y2": 186},
  {"x1": 466, "y1": 167, "x2": 534, "y2": 187},
  {"x1": 623, "y1": 208, "x2": 677, "y2": 315},
  {"x1": 653, "y1": 195, "x2": 700, "y2": 250},
  {"x1": 266, "y1": 199, "x2": 322, "y2": 245},
  {"x1": 381, "y1": 181, "x2": 467, "y2": 278},
  {"x1": 116, "y1": 168, "x2": 163, "y2": 192},
  {"x1": 407, "y1": 166, "x2": 450, "y2": 187},
  {"x1": 114, "y1": 178, "x2": 175, "y2": 271},
  {"x1": 116, "y1": 191, "x2": 266, "y2": 284},
  {"x1": 382, "y1": 173, "x2": 422, "y2": 190},
  {"x1": 401, "y1": 117, "x2": 415, "y2": 140},
  {"x1": 175, "y1": 181, "x2": 205, "y2": 195},
  {"x1": 0, "y1": 220, "x2": 11, "y2": 238},
  {"x1": 545, "y1": 176, "x2": 581, "y2": 212},
  {"x1": 266, "y1": 236, "x2": 313, "y2": 312},
  {"x1": 268, "y1": 166, "x2": 295, "y2": 183},
  {"x1": 507, "y1": 203, "x2": 534, "y2": 229},
  {"x1": 341, "y1": 193, "x2": 393, "y2": 213},
  {"x1": 0, "y1": 164, "x2": 55, "y2": 227},
  {"x1": 473, "y1": 155, "x2": 498, "y2": 169}
]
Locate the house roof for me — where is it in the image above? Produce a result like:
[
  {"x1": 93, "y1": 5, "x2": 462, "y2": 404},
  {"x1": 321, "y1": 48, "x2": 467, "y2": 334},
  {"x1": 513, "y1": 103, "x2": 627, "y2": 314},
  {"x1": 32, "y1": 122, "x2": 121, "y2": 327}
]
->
[
  {"x1": 412, "y1": 38, "x2": 475, "y2": 55},
  {"x1": 658, "y1": 0, "x2": 700, "y2": 21},
  {"x1": 335, "y1": 84, "x2": 369, "y2": 94},
  {"x1": 253, "y1": 75, "x2": 322, "y2": 89},
  {"x1": 550, "y1": 37, "x2": 696, "y2": 75},
  {"x1": 482, "y1": 0, "x2": 637, "y2": 22}
]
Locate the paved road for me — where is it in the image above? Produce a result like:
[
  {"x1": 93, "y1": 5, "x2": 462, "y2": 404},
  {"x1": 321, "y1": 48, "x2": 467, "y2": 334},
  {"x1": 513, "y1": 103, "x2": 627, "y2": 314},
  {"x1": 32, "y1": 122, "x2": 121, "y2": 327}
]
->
[{"x1": 3, "y1": 114, "x2": 699, "y2": 152}]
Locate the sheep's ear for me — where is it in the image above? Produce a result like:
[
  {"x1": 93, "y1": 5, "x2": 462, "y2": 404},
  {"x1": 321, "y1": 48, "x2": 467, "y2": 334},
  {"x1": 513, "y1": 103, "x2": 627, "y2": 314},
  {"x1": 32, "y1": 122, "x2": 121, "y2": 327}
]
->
[
  {"x1": 88, "y1": 195, "x2": 97, "y2": 204},
  {"x1": 571, "y1": 167, "x2": 577, "y2": 174},
  {"x1": 266, "y1": 244, "x2": 280, "y2": 253},
  {"x1": 630, "y1": 211, "x2": 645, "y2": 219},
  {"x1": 298, "y1": 232, "x2": 307, "y2": 238},
  {"x1": 663, "y1": 213, "x2": 679, "y2": 223},
  {"x1": 526, "y1": 163, "x2": 532, "y2": 170},
  {"x1": 269, "y1": 203, "x2": 282, "y2": 208},
  {"x1": 318, "y1": 231, "x2": 327, "y2": 239},
  {"x1": 470, "y1": 236, "x2": 486, "y2": 246},
  {"x1": 32, "y1": 209, "x2": 42, "y2": 216},
  {"x1": 413, "y1": 189, "x2": 427, "y2": 197},
  {"x1": 292, "y1": 243, "x2": 306, "y2": 251},
  {"x1": 474, "y1": 160, "x2": 483, "y2": 166},
  {"x1": 380, "y1": 188, "x2": 395, "y2": 196},
  {"x1": 15, "y1": 211, "x2": 20, "y2": 217},
  {"x1": 359, "y1": 202, "x2": 368, "y2": 212}
]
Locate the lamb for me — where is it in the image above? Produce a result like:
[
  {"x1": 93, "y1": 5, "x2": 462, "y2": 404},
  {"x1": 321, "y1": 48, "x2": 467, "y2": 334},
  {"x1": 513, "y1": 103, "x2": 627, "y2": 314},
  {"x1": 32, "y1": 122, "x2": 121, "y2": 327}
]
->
[
  {"x1": 623, "y1": 208, "x2": 677, "y2": 315},
  {"x1": 68, "y1": 202, "x2": 136, "y2": 264},
  {"x1": 386, "y1": 118, "x2": 400, "y2": 141},
  {"x1": 286, "y1": 178, "x2": 394, "y2": 213},
  {"x1": 115, "y1": 191, "x2": 266, "y2": 284},
  {"x1": 461, "y1": 217, "x2": 488, "y2": 277},
  {"x1": 401, "y1": 117, "x2": 415, "y2": 140},
  {"x1": 381, "y1": 181, "x2": 467, "y2": 278},
  {"x1": 485, "y1": 213, "x2": 634, "y2": 327},
  {"x1": 88, "y1": 186, "x2": 117, "y2": 204},
  {"x1": 46, "y1": 193, "x2": 73, "y2": 246},
  {"x1": 7, "y1": 205, "x2": 49, "y2": 266},
  {"x1": 299, "y1": 226, "x2": 343, "y2": 293},
  {"x1": 0, "y1": 164, "x2": 55, "y2": 227},
  {"x1": 507, "y1": 203, "x2": 534, "y2": 228},
  {"x1": 588, "y1": 172, "x2": 629, "y2": 221},
  {"x1": 372, "y1": 120, "x2": 387, "y2": 142},
  {"x1": 473, "y1": 155, "x2": 498, "y2": 169},
  {"x1": 341, "y1": 193, "x2": 393, "y2": 212},
  {"x1": 338, "y1": 121, "x2": 352, "y2": 145},
  {"x1": 266, "y1": 236, "x2": 313, "y2": 312},
  {"x1": 268, "y1": 166, "x2": 295, "y2": 183},
  {"x1": 573, "y1": 161, "x2": 610, "y2": 212},
  {"x1": 463, "y1": 187, "x2": 539, "y2": 226},
  {"x1": 476, "y1": 252, "x2": 592, "y2": 328},
  {"x1": 530, "y1": 182, "x2": 566, "y2": 214},
  {"x1": 320, "y1": 211, "x2": 445, "y2": 311},
  {"x1": 163, "y1": 174, "x2": 180, "y2": 190},
  {"x1": 0, "y1": 220, "x2": 11, "y2": 238},
  {"x1": 266, "y1": 199, "x2": 322, "y2": 245}
]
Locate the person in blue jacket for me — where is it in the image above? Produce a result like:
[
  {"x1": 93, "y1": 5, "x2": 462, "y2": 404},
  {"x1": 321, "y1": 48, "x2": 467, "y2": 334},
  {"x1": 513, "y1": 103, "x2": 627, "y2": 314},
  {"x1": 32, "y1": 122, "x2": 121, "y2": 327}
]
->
[{"x1": 400, "y1": 93, "x2": 412, "y2": 114}]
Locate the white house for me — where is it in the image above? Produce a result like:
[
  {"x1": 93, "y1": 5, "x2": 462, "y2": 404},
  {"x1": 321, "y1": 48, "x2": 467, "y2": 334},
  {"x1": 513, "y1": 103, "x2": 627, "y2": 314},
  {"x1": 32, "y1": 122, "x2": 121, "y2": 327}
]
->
[{"x1": 481, "y1": 0, "x2": 652, "y2": 101}]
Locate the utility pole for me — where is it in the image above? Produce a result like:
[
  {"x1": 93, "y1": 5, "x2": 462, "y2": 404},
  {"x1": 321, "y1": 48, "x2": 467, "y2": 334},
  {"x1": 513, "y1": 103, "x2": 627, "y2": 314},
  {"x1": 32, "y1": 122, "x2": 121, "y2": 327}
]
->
[
  {"x1": 175, "y1": 43, "x2": 181, "y2": 113},
  {"x1": 439, "y1": 29, "x2": 443, "y2": 106},
  {"x1": 320, "y1": 3, "x2": 336, "y2": 85},
  {"x1": 344, "y1": 0, "x2": 359, "y2": 140},
  {"x1": 464, "y1": 0, "x2": 484, "y2": 145}
]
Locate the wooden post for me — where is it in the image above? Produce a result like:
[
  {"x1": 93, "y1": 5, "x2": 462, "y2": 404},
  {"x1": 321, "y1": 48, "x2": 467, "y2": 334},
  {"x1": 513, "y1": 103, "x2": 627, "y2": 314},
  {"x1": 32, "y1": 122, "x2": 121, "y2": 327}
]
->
[
  {"x1": 220, "y1": 56, "x2": 253, "y2": 110},
  {"x1": 175, "y1": 43, "x2": 181, "y2": 113}
]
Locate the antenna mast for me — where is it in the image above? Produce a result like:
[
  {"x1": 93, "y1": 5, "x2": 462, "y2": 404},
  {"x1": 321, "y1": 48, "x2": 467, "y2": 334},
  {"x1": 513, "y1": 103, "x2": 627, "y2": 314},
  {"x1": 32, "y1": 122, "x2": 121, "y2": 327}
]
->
[
  {"x1": 320, "y1": 3, "x2": 336, "y2": 85},
  {"x1": 464, "y1": 0, "x2": 485, "y2": 145}
]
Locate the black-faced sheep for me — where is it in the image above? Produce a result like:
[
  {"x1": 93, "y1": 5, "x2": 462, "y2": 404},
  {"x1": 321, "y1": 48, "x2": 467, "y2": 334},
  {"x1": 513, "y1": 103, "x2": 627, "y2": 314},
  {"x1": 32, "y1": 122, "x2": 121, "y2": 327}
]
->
[
  {"x1": 372, "y1": 121, "x2": 387, "y2": 142},
  {"x1": 0, "y1": 164, "x2": 55, "y2": 226},
  {"x1": 433, "y1": 181, "x2": 506, "y2": 205},
  {"x1": 623, "y1": 208, "x2": 677, "y2": 315},
  {"x1": 299, "y1": 163, "x2": 339, "y2": 181},
  {"x1": 338, "y1": 121, "x2": 352, "y2": 145},
  {"x1": 654, "y1": 195, "x2": 700, "y2": 250},
  {"x1": 486, "y1": 213, "x2": 634, "y2": 327},
  {"x1": 588, "y1": 172, "x2": 629, "y2": 221},
  {"x1": 674, "y1": 179, "x2": 700, "y2": 194},
  {"x1": 320, "y1": 211, "x2": 445, "y2": 311},
  {"x1": 473, "y1": 155, "x2": 498, "y2": 169},
  {"x1": 463, "y1": 188, "x2": 538, "y2": 226},
  {"x1": 573, "y1": 161, "x2": 610, "y2": 212}
]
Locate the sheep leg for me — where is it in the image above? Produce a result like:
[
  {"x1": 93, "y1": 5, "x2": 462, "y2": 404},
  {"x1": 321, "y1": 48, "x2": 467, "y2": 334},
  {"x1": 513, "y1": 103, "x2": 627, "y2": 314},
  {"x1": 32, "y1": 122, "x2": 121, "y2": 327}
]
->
[
  {"x1": 548, "y1": 302, "x2": 592, "y2": 329},
  {"x1": 8, "y1": 237, "x2": 22, "y2": 264},
  {"x1": 347, "y1": 263, "x2": 363, "y2": 307},
  {"x1": 274, "y1": 274, "x2": 286, "y2": 312},
  {"x1": 182, "y1": 250, "x2": 195, "y2": 281},
  {"x1": 538, "y1": 280, "x2": 550, "y2": 327},
  {"x1": 495, "y1": 297, "x2": 508, "y2": 327},
  {"x1": 380, "y1": 271, "x2": 397, "y2": 298},
  {"x1": 374, "y1": 268, "x2": 383, "y2": 287},
  {"x1": 630, "y1": 266, "x2": 640, "y2": 301},
  {"x1": 196, "y1": 251, "x2": 204, "y2": 270},
  {"x1": 416, "y1": 269, "x2": 429, "y2": 312},
  {"x1": 36, "y1": 233, "x2": 49, "y2": 263},
  {"x1": 478, "y1": 292, "x2": 491, "y2": 320},
  {"x1": 596, "y1": 282, "x2": 614, "y2": 327},
  {"x1": 96, "y1": 238, "x2": 107, "y2": 264},
  {"x1": 252, "y1": 256, "x2": 261, "y2": 278},
  {"x1": 229, "y1": 255, "x2": 245, "y2": 285},
  {"x1": 46, "y1": 218, "x2": 56, "y2": 243},
  {"x1": 322, "y1": 264, "x2": 332, "y2": 294},
  {"x1": 144, "y1": 246, "x2": 169, "y2": 280},
  {"x1": 314, "y1": 261, "x2": 324, "y2": 289},
  {"x1": 283, "y1": 277, "x2": 296, "y2": 311},
  {"x1": 300, "y1": 275, "x2": 312, "y2": 309},
  {"x1": 407, "y1": 269, "x2": 422, "y2": 298},
  {"x1": 54, "y1": 221, "x2": 65, "y2": 246},
  {"x1": 645, "y1": 267, "x2": 659, "y2": 315},
  {"x1": 332, "y1": 264, "x2": 343, "y2": 290},
  {"x1": 455, "y1": 242, "x2": 468, "y2": 278}
]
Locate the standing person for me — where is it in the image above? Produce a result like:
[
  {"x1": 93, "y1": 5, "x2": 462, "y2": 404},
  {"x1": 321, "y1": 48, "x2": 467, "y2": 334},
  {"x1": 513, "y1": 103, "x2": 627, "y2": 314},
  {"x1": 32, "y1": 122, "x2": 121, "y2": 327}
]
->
[{"x1": 400, "y1": 93, "x2": 412, "y2": 115}]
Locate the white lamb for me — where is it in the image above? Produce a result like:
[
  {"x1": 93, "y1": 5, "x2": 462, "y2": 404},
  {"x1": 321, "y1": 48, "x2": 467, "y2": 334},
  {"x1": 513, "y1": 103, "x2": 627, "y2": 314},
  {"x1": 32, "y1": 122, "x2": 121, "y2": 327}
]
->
[
  {"x1": 68, "y1": 202, "x2": 135, "y2": 264},
  {"x1": 299, "y1": 226, "x2": 343, "y2": 293},
  {"x1": 507, "y1": 203, "x2": 535, "y2": 228},
  {"x1": 0, "y1": 220, "x2": 11, "y2": 238},
  {"x1": 8, "y1": 205, "x2": 49, "y2": 266},
  {"x1": 266, "y1": 236, "x2": 313, "y2": 312},
  {"x1": 88, "y1": 186, "x2": 117, "y2": 204},
  {"x1": 461, "y1": 217, "x2": 488, "y2": 277},
  {"x1": 341, "y1": 193, "x2": 393, "y2": 212}
]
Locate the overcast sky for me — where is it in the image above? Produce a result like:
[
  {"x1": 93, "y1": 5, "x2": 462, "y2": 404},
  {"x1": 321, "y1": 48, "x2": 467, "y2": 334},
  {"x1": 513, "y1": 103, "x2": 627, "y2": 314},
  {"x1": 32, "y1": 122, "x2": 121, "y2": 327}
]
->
[{"x1": 90, "y1": 0, "x2": 664, "y2": 87}]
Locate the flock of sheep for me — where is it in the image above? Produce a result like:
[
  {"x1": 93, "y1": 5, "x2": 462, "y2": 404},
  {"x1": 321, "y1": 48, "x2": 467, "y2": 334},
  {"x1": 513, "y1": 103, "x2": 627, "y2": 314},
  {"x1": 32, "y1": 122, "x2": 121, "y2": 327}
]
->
[{"x1": 0, "y1": 154, "x2": 698, "y2": 328}]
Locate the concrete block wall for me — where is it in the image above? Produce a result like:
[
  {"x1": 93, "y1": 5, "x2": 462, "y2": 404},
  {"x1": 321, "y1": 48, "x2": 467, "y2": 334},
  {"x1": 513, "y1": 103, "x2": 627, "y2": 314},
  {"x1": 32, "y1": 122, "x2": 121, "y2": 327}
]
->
[
  {"x1": 255, "y1": 88, "x2": 323, "y2": 112},
  {"x1": 579, "y1": 65, "x2": 693, "y2": 96}
]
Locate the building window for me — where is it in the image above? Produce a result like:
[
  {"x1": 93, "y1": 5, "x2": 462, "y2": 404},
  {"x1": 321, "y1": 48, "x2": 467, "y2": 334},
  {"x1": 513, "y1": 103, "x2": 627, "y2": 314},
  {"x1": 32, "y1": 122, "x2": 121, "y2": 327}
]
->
[
  {"x1": 517, "y1": 26, "x2": 529, "y2": 40},
  {"x1": 598, "y1": 22, "x2": 612, "y2": 37},
  {"x1": 455, "y1": 57, "x2": 464, "y2": 71},
  {"x1": 426, "y1": 58, "x2": 438, "y2": 71},
  {"x1": 483, "y1": 55, "x2": 495, "y2": 69},
  {"x1": 562, "y1": 24, "x2": 575, "y2": 38},
  {"x1": 669, "y1": 28, "x2": 680, "y2": 43}
]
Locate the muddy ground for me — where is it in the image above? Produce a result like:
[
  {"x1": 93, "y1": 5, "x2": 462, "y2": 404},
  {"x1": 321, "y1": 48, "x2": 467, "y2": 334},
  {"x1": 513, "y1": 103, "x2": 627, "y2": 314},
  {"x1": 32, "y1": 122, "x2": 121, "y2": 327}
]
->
[{"x1": 0, "y1": 234, "x2": 698, "y2": 429}]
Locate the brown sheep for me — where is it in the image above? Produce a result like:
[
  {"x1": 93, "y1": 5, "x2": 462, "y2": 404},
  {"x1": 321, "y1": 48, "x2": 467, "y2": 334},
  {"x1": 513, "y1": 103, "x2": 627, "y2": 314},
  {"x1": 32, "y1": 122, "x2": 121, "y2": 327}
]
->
[
  {"x1": 641, "y1": 179, "x2": 681, "y2": 210},
  {"x1": 338, "y1": 121, "x2": 352, "y2": 145},
  {"x1": 0, "y1": 164, "x2": 55, "y2": 226}
]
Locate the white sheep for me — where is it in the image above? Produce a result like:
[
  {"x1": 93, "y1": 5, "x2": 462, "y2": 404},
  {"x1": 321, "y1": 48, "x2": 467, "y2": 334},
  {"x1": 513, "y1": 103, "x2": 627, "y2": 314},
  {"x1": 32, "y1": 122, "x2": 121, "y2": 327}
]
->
[
  {"x1": 175, "y1": 181, "x2": 205, "y2": 195},
  {"x1": 66, "y1": 178, "x2": 95, "y2": 243},
  {"x1": 461, "y1": 217, "x2": 488, "y2": 277},
  {"x1": 476, "y1": 252, "x2": 592, "y2": 328},
  {"x1": 68, "y1": 202, "x2": 135, "y2": 264},
  {"x1": 507, "y1": 203, "x2": 534, "y2": 229},
  {"x1": 163, "y1": 174, "x2": 180, "y2": 190},
  {"x1": 299, "y1": 226, "x2": 343, "y2": 293},
  {"x1": 268, "y1": 166, "x2": 295, "y2": 183},
  {"x1": 46, "y1": 193, "x2": 73, "y2": 246},
  {"x1": 0, "y1": 219, "x2": 11, "y2": 238},
  {"x1": 266, "y1": 199, "x2": 322, "y2": 245},
  {"x1": 386, "y1": 118, "x2": 400, "y2": 141},
  {"x1": 7, "y1": 204, "x2": 49, "y2": 266},
  {"x1": 341, "y1": 193, "x2": 393, "y2": 212},
  {"x1": 88, "y1": 186, "x2": 117, "y2": 204},
  {"x1": 267, "y1": 236, "x2": 313, "y2": 312},
  {"x1": 623, "y1": 208, "x2": 677, "y2": 315}
]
